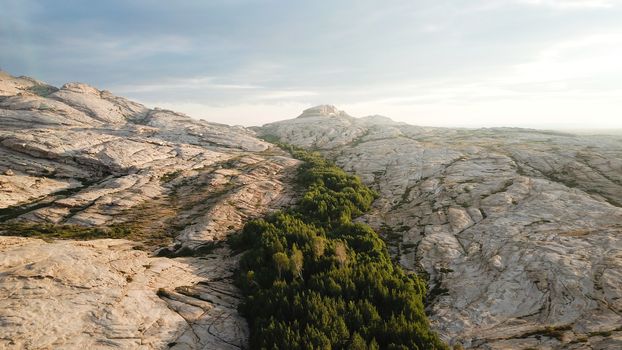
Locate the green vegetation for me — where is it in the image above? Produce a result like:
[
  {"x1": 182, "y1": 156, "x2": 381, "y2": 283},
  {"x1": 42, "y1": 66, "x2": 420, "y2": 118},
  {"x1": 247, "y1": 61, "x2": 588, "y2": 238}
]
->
[
  {"x1": 27, "y1": 84, "x2": 59, "y2": 97},
  {"x1": 517, "y1": 325, "x2": 573, "y2": 341},
  {"x1": 160, "y1": 170, "x2": 183, "y2": 183},
  {"x1": 0, "y1": 222, "x2": 132, "y2": 240},
  {"x1": 230, "y1": 145, "x2": 447, "y2": 350}
]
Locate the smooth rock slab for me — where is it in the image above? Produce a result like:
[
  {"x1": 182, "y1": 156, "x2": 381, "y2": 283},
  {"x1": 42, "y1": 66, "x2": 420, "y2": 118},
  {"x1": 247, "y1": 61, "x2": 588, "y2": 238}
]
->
[{"x1": 0, "y1": 237, "x2": 247, "y2": 349}]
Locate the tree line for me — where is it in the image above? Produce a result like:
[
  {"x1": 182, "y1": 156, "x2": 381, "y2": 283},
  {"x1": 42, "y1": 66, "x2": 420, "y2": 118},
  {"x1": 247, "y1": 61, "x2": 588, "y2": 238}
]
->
[{"x1": 230, "y1": 145, "x2": 448, "y2": 350}]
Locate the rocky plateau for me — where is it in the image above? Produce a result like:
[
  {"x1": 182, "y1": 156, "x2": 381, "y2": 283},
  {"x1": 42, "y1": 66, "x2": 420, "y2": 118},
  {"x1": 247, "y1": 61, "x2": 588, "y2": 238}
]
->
[
  {"x1": 260, "y1": 105, "x2": 622, "y2": 349},
  {"x1": 1, "y1": 72, "x2": 621, "y2": 350},
  {"x1": 0, "y1": 71, "x2": 299, "y2": 349}
]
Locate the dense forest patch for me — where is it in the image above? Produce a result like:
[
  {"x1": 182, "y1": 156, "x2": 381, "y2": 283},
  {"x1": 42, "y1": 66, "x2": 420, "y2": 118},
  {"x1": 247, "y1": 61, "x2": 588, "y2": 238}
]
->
[{"x1": 230, "y1": 145, "x2": 447, "y2": 350}]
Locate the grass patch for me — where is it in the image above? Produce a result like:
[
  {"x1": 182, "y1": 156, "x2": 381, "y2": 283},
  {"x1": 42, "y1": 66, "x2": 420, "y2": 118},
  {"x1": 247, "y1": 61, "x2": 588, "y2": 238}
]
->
[
  {"x1": 27, "y1": 84, "x2": 59, "y2": 97},
  {"x1": 162, "y1": 241, "x2": 224, "y2": 257},
  {"x1": 260, "y1": 134, "x2": 283, "y2": 144},
  {"x1": 0, "y1": 222, "x2": 132, "y2": 240},
  {"x1": 517, "y1": 325, "x2": 572, "y2": 341},
  {"x1": 160, "y1": 170, "x2": 182, "y2": 183},
  {"x1": 588, "y1": 330, "x2": 613, "y2": 337}
]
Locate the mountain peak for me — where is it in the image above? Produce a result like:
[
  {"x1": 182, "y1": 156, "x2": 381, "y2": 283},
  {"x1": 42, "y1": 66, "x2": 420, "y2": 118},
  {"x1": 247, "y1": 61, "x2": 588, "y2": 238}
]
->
[
  {"x1": 297, "y1": 105, "x2": 350, "y2": 119},
  {"x1": 60, "y1": 82, "x2": 102, "y2": 95}
]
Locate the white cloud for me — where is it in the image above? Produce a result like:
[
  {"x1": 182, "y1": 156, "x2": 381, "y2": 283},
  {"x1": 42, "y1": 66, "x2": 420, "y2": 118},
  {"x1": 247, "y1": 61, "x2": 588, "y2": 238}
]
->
[
  {"x1": 112, "y1": 76, "x2": 259, "y2": 93},
  {"x1": 506, "y1": 33, "x2": 622, "y2": 84},
  {"x1": 516, "y1": 0, "x2": 619, "y2": 9},
  {"x1": 138, "y1": 100, "x2": 311, "y2": 126},
  {"x1": 253, "y1": 90, "x2": 318, "y2": 100},
  {"x1": 342, "y1": 92, "x2": 622, "y2": 129},
  {"x1": 55, "y1": 34, "x2": 194, "y2": 61}
]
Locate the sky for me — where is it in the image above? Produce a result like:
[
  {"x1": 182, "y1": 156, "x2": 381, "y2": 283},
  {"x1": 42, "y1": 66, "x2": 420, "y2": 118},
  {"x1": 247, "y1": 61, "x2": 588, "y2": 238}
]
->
[{"x1": 1, "y1": 0, "x2": 622, "y2": 129}]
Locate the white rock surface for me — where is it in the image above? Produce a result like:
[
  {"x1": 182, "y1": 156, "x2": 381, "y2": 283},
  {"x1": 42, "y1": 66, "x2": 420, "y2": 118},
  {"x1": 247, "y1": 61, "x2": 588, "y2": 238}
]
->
[
  {"x1": 261, "y1": 107, "x2": 622, "y2": 349},
  {"x1": 0, "y1": 237, "x2": 247, "y2": 349},
  {"x1": 0, "y1": 71, "x2": 300, "y2": 349}
]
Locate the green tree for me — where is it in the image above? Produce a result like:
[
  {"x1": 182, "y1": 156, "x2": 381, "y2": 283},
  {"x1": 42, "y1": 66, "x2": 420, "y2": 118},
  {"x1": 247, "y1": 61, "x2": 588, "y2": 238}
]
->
[
  {"x1": 350, "y1": 332, "x2": 367, "y2": 350},
  {"x1": 273, "y1": 252, "x2": 290, "y2": 279},
  {"x1": 311, "y1": 235, "x2": 326, "y2": 258},
  {"x1": 290, "y1": 244, "x2": 304, "y2": 279},
  {"x1": 334, "y1": 241, "x2": 348, "y2": 267}
]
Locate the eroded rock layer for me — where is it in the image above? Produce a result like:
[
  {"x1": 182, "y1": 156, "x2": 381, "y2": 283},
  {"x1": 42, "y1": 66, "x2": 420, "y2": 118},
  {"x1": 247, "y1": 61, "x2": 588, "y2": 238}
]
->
[{"x1": 0, "y1": 71, "x2": 299, "y2": 349}]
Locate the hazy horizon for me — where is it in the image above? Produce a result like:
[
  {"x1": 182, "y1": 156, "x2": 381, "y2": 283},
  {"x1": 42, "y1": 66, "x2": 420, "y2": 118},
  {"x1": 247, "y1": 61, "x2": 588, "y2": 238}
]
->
[{"x1": 2, "y1": 0, "x2": 622, "y2": 129}]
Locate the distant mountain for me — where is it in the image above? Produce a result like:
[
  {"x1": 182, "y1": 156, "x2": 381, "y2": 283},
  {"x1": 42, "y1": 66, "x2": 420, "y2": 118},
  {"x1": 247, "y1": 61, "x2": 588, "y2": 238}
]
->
[{"x1": 296, "y1": 104, "x2": 352, "y2": 119}]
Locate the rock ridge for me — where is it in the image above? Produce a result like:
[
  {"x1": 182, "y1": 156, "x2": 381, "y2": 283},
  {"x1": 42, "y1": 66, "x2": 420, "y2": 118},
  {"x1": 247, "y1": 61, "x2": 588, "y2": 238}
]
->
[
  {"x1": 259, "y1": 106, "x2": 622, "y2": 349},
  {"x1": 0, "y1": 71, "x2": 301, "y2": 349}
]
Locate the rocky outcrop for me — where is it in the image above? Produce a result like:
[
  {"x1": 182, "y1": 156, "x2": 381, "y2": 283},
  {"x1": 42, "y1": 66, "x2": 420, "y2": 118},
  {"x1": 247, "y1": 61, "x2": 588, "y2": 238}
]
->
[
  {"x1": 261, "y1": 105, "x2": 367, "y2": 149},
  {"x1": 296, "y1": 104, "x2": 351, "y2": 119},
  {"x1": 260, "y1": 109, "x2": 622, "y2": 349},
  {"x1": 0, "y1": 71, "x2": 300, "y2": 349},
  {"x1": 0, "y1": 237, "x2": 248, "y2": 349}
]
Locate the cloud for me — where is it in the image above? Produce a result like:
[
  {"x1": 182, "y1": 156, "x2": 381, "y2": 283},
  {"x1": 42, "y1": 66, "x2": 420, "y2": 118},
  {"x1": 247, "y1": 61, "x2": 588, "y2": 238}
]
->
[
  {"x1": 140, "y1": 100, "x2": 310, "y2": 126},
  {"x1": 516, "y1": 0, "x2": 619, "y2": 9},
  {"x1": 112, "y1": 76, "x2": 260, "y2": 94},
  {"x1": 506, "y1": 32, "x2": 622, "y2": 84},
  {"x1": 253, "y1": 90, "x2": 318, "y2": 100},
  {"x1": 341, "y1": 95, "x2": 622, "y2": 129},
  {"x1": 53, "y1": 34, "x2": 195, "y2": 62}
]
